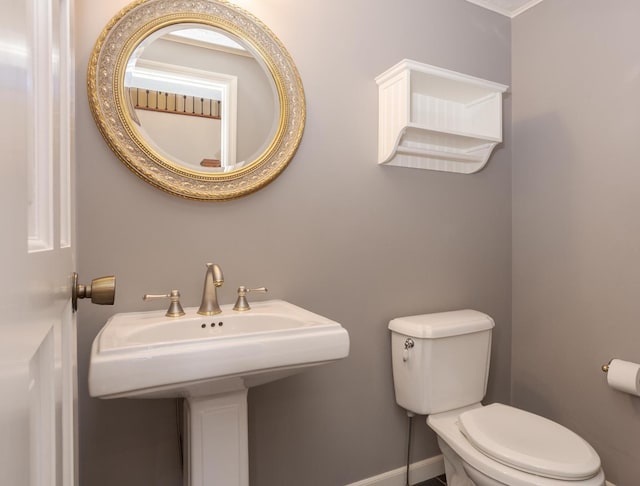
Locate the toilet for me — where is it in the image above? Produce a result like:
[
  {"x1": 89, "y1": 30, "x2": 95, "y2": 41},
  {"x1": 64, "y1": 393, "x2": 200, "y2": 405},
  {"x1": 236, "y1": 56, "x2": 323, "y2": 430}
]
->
[{"x1": 389, "y1": 310, "x2": 606, "y2": 486}]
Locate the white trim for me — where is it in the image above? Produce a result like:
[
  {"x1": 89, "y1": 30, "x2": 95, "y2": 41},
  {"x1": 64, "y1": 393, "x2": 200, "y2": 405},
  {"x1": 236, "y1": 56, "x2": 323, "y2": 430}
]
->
[
  {"x1": 606, "y1": 482, "x2": 616, "y2": 486},
  {"x1": 344, "y1": 455, "x2": 444, "y2": 486},
  {"x1": 27, "y1": 0, "x2": 54, "y2": 253},
  {"x1": 464, "y1": 0, "x2": 545, "y2": 18},
  {"x1": 164, "y1": 30, "x2": 252, "y2": 58},
  {"x1": 510, "y1": 0, "x2": 545, "y2": 17},
  {"x1": 168, "y1": 29, "x2": 245, "y2": 52},
  {"x1": 59, "y1": 0, "x2": 73, "y2": 249},
  {"x1": 127, "y1": 59, "x2": 230, "y2": 100}
]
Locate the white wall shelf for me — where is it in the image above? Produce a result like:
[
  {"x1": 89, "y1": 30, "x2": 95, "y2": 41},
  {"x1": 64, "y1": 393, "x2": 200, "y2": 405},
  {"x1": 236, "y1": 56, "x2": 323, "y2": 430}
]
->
[{"x1": 376, "y1": 59, "x2": 508, "y2": 174}]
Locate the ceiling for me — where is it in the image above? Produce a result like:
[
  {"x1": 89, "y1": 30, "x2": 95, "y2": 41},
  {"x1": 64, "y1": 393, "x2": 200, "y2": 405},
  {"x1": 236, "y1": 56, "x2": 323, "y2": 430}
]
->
[{"x1": 464, "y1": 0, "x2": 544, "y2": 18}]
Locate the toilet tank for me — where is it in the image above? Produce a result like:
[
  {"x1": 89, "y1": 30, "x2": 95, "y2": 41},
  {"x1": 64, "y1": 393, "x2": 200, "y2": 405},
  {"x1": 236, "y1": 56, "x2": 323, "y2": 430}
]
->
[{"x1": 389, "y1": 309, "x2": 494, "y2": 415}]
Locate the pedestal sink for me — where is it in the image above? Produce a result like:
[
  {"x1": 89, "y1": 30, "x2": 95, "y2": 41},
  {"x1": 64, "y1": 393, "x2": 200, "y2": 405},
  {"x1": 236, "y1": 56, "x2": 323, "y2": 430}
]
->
[{"x1": 89, "y1": 300, "x2": 350, "y2": 486}]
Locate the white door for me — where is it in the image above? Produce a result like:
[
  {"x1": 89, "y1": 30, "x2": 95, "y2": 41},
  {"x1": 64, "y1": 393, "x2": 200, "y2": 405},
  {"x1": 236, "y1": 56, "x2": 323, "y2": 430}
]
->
[{"x1": 0, "y1": 0, "x2": 78, "y2": 484}]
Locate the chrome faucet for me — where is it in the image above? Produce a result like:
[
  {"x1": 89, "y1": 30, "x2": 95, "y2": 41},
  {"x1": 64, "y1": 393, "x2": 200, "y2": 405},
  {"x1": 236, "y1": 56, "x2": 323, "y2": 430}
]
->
[{"x1": 197, "y1": 263, "x2": 224, "y2": 315}]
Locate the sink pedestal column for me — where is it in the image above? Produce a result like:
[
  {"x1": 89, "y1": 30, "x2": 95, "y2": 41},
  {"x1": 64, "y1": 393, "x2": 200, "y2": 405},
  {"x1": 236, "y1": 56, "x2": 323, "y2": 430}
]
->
[{"x1": 184, "y1": 389, "x2": 249, "y2": 486}]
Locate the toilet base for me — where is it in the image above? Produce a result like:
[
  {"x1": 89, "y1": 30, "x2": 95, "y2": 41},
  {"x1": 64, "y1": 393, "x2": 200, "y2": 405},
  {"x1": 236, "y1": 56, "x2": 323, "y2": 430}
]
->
[
  {"x1": 437, "y1": 435, "x2": 605, "y2": 486},
  {"x1": 463, "y1": 461, "x2": 509, "y2": 486},
  {"x1": 437, "y1": 438, "x2": 477, "y2": 486},
  {"x1": 429, "y1": 405, "x2": 606, "y2": 486}
]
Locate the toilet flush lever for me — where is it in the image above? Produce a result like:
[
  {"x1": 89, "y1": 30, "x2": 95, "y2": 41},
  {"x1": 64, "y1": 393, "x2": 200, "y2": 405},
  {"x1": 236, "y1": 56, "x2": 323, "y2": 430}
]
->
[{"x1": 402, "y1": 338, "x2": 415, "y2": 362}]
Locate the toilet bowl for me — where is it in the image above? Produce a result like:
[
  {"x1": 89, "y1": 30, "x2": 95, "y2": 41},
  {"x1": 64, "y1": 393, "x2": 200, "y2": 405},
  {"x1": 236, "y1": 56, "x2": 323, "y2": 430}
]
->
[
  {"x1": 428, "y1": 403, "x2": 605, "y2": 486},
  {"x1": 389, "y1": 310, "x2": 605, "y2": 486}
]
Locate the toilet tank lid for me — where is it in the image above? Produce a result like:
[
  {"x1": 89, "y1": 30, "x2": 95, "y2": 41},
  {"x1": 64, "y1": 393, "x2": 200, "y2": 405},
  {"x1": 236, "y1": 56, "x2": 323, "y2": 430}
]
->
[{"x1": 388, "y1": 309, "x2": 494, "y2": 338}]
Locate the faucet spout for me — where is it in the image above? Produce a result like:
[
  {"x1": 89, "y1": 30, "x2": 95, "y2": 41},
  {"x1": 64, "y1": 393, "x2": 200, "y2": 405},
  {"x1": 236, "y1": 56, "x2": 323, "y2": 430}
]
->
[{"x1": 197, "y1": 263, "x2": 224, "y2": 315}]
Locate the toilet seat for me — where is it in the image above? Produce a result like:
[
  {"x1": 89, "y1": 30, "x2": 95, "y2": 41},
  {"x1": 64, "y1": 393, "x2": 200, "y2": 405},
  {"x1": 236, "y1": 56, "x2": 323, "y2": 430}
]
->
[
  {"x1": 427, "y1": 403, "x2": 605, "y2": 486},
  {"x1": 458, "y1": 403, "x2": 601, "y2": 480}
]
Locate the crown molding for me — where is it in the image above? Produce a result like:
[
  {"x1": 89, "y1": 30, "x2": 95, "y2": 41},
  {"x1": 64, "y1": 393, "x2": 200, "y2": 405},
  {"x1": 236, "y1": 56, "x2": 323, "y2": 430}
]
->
[{"x1": 464, "y1": 0, "x2": 545, "y2": 18}]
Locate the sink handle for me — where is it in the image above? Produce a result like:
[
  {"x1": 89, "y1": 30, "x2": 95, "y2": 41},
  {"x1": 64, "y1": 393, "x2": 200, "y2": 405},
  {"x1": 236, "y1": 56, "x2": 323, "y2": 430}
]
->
[
  {"x1": 143, "y1": 289, "x2": 185, "y2": 317},
  {"x1": 233, "y1": 286, "x2": 268, "y2": 312}
]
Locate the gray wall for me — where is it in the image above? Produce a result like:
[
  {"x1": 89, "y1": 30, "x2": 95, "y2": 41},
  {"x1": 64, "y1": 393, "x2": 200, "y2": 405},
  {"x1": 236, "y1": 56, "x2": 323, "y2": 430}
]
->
[
  {"x1": 76, "y1": 1, "x2": 511, "y2": 485},
  {"x1": 512, "y1": 1, "x2": 640, "y2": 484}
]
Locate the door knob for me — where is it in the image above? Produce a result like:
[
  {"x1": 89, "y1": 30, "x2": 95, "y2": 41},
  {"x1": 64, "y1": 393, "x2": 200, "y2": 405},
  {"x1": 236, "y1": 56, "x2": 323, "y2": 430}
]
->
[{"x1": 72, "y1": 272, "x2": 116, "y2": 312}]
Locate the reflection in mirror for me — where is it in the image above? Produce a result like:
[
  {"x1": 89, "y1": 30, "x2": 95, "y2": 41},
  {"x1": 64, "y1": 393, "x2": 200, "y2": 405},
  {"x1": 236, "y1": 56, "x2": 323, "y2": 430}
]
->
[{"x1": 124, "y1": 24, "x2": 279, "y2": 173}]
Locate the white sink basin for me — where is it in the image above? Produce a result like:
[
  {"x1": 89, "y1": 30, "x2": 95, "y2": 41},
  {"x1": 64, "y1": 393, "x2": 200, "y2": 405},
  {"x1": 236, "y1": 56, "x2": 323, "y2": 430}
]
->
[
  {"x1": 89, "y1": 299, "x2": 350, "y2": 399},
  {"x1": 89, "y1": 298, "x2": 350, "y2": 486}
]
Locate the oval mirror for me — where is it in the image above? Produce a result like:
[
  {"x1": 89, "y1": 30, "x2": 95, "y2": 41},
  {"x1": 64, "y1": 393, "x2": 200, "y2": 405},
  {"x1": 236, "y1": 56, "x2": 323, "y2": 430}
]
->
[{"x1": 88, "y1": 0, "x2": 305, "y2": 201}]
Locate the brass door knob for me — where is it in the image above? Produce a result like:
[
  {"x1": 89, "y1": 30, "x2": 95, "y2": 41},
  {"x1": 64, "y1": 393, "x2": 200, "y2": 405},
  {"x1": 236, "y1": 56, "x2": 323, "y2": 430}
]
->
[{"x1": 72, "y1": 272, "x2": 116, "y2": 311}]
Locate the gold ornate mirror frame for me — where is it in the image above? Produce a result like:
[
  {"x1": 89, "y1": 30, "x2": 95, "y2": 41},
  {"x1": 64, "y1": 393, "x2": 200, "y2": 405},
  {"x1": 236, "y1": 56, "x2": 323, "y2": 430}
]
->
[{"x1": 88, "y1": 0, "x2": 305, "y2": 201}]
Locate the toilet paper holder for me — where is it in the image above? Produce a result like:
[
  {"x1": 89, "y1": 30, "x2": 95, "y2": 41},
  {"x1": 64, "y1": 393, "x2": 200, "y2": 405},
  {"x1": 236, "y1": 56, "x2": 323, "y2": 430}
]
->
[
  {"x1": 601, "y1": 359, "x2": 614, "y2": 373},
  {"x1": 600, "y1": 358, "x2": 640, "y2": 397}
]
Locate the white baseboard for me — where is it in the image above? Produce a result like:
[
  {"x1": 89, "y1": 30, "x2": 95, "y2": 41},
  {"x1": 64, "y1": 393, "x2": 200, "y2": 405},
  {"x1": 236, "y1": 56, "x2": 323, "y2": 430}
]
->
[
  {"x1": 344, "y1": 455, "x2": 445, "y2": 486},
  {"x1": 606, "y1": 482, "x2": 616, "y2": 486}
]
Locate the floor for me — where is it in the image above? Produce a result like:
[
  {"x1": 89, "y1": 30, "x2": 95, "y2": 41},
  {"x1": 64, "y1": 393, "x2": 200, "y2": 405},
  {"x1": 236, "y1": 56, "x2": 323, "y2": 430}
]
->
[{"x1": 415, "y1": 474, "x2": 447, "y2": 486}]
